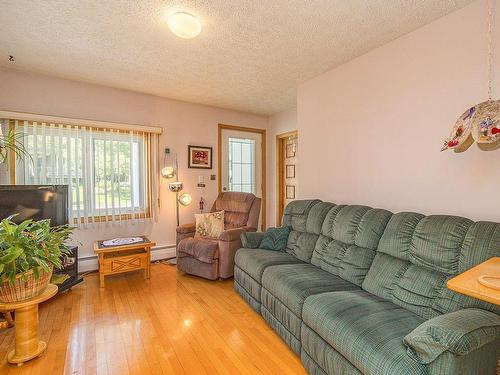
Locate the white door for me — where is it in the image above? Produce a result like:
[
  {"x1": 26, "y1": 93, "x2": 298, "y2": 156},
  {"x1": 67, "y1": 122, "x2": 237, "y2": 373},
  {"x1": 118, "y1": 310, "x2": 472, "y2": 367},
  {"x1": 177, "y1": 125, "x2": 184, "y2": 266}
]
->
[{"x1": 221, "y1": 129, "x2": 262, "y2": 197}]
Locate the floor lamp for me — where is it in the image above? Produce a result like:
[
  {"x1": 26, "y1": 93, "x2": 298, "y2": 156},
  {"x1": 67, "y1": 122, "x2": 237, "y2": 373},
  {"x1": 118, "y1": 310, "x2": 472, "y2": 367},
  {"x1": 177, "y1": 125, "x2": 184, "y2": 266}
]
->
[
  {"x1": 163, "y1": 153, "x2": 192, "y2": 226},
  {"x1": 168, "y1": 182, "x2": 192, "y2": 226}
]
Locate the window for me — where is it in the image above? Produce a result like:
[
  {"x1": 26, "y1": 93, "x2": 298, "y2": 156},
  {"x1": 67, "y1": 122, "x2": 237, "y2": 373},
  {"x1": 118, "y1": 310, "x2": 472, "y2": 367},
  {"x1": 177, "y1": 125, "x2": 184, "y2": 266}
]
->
[
  {"x1": 228, "y1": 137, "x2": 255, "y2": 193},
  {"x1": 11, "y1": 119, "x2": 159, "y2": 225},
  {"x1": 91, "y1": 133, "x2": 145, "y2": 214}
]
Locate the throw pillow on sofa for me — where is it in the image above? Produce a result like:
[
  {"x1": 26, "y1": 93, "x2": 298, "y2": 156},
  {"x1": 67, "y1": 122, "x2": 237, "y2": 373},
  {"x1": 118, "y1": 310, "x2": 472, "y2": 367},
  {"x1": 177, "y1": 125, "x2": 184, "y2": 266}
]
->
[
  {"x1": 195, "y1": 210, "x2": 224, "y2": 238},
  {"x1": 260, "y1": 226, "x2": 291, "y2": 251}
]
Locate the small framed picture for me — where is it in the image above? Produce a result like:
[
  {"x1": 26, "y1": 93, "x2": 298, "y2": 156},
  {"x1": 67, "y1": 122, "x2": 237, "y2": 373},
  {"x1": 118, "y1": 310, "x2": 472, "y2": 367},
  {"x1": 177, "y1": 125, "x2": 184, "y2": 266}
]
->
[
  {"x1": 286, "y1": 164, "x2": 295, "y2": 179},
  {"x1": 286, "y1": 143, "x2": 296, "y2": 158},
  {"x1": 286, "y1": 185, "x2": 295, "y2": 199},
  {"x1": 188, "y1": 145, "x2": 213, "y2": 169}
]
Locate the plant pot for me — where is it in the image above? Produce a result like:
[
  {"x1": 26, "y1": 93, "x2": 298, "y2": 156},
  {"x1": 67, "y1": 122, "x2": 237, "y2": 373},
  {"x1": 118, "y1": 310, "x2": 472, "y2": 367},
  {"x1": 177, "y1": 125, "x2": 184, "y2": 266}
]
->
[{"x1": 0, "y1": 266, "x2": 53, "y2": 303}]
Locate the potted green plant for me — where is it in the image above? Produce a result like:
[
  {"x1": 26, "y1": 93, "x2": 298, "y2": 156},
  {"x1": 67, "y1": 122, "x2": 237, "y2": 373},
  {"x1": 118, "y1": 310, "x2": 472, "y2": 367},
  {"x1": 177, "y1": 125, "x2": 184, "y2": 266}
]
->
[
  {"x1": 0, "y1": 217, "x2": 73, "y2": 302},
  {"x1": 0, "y1": 127, "x2": 29, "y2": 163}
]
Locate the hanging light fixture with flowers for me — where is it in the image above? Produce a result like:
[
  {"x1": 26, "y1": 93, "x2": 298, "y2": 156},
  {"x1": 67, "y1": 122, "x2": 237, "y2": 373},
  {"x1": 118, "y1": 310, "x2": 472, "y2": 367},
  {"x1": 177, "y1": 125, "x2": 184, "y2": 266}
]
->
[{"x1": 441, "y1": 0, "x2": 500, "y2": 152}]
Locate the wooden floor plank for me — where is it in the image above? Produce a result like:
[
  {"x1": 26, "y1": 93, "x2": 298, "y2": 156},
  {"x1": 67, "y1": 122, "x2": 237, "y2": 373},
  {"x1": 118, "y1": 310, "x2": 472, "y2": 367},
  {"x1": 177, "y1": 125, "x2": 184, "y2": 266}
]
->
[{"x1": 0, "y1": 264, "x2": 306, "y2": 374}]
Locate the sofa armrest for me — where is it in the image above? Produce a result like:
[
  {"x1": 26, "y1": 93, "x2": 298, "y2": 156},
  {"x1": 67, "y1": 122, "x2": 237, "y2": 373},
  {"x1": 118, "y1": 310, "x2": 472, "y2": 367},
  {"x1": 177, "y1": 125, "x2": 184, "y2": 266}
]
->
[
  {"x1": 240, "y1": 231, "x2": 264, "y2": 248},
  {"x1": 177, "y1": 223, "x2": 196, "y2": 234},
  {"x1": 403, "y1": 308, "x2": 500, "y2": 365},
  {"x1": 219, "y1": 226, "x2": 254, "y2": 242}
]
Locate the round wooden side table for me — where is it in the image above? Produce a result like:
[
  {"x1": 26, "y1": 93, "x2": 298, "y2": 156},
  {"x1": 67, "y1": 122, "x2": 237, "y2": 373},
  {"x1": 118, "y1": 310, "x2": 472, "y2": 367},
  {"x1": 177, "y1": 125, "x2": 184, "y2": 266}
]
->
[{"x1": 0, "y1": 284, "x2": 58, "y2": 366}]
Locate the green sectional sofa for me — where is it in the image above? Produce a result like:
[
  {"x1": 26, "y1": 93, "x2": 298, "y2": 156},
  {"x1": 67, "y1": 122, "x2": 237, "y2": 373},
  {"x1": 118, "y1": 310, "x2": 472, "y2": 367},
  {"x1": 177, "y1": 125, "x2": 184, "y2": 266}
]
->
[{"x1": 234, "y1": 200, "x2": 500, "y2": 375}]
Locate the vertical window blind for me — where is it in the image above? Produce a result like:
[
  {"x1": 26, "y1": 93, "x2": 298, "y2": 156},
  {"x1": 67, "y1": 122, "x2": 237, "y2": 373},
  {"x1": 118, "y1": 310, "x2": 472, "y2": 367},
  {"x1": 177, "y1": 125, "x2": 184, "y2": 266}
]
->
[{"x1": 3, "y1": 116, "x2": 160, "y2": 227}]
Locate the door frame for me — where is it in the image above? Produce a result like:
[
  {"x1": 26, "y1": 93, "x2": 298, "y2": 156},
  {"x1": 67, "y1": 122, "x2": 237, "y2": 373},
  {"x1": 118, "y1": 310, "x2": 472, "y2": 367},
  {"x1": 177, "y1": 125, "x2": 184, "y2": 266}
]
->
[
  {"x1": 218, "y1": 123, "x2": 266, "y2": 229},
  {"x1": 276, "y1": 130, "x2": 298, "y2": 226}
]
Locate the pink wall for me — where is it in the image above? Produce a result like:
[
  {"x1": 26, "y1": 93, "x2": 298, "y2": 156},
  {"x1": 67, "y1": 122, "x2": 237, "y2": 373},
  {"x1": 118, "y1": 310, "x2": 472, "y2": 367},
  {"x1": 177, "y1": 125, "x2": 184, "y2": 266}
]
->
[
  {"x1": 267, "y1": 108, "x2": 298, "y2": 226},
  {"x1": 2, "y1": 0, "x2": 499, "y2": 266},
  {"x1": 298, "y1": 0, "x2": 500, "y2": 222},
  {"x1": 0, "y1": 67, "x2": 268, "y2": 265}
]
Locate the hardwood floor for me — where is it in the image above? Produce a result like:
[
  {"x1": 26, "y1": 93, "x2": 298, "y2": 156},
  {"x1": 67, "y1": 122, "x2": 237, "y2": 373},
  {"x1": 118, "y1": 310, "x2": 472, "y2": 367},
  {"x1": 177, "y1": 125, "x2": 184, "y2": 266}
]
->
[{"x1": 0, "y1": 263, "x2": 307, "y2": 375}]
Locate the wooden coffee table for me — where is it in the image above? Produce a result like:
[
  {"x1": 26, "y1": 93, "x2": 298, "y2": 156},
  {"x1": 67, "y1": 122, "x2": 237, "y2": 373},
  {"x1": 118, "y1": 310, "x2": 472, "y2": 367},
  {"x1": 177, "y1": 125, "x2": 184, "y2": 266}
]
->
[
  {"x1": 0, "y1": 284, "x2": 58, "y2": 366},
  {"x1": 94, "y1": 236, "x2": 155, "y2": 288}
]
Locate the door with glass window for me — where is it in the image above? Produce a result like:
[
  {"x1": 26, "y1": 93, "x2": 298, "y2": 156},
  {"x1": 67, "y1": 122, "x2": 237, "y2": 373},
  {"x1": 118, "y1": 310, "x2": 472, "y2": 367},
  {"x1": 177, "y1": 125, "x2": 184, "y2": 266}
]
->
[{"x1": 219, "y1": 125, "x2": 265, "y2": 228}]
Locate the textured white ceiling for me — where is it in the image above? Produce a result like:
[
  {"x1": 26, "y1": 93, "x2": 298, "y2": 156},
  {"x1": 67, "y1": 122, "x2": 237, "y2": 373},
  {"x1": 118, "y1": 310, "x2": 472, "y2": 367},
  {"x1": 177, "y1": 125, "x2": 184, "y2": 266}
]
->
[{"x1": 0, "y1": 0, "x2": 474, "y2": 115}]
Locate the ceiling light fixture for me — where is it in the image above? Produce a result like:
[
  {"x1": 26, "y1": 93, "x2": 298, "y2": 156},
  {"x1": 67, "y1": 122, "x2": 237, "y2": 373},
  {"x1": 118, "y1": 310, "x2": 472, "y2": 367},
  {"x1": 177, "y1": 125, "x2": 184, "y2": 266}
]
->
[{"x1": 167, "y1": 12, "x2": 201, "y2": 39}]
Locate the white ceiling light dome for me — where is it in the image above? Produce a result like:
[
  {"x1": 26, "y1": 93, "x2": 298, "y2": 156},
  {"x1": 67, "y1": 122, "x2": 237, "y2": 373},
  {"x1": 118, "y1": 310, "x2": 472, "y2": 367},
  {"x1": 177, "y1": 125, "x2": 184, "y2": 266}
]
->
[{"x1": 167, "y1": 12, "x2": 201, "y2": 39}]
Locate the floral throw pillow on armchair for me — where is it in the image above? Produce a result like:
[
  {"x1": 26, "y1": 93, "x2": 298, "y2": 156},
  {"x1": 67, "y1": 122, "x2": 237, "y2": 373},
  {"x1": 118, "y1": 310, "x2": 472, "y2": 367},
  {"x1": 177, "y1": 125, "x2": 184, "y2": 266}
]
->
[{"x1": 194, "y1": 211, "x2": 225, "y2": 239}]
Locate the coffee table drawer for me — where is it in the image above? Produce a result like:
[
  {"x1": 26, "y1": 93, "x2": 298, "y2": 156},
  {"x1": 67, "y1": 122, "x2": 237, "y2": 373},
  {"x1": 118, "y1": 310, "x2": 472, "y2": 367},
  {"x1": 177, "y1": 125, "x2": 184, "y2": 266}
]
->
[{"x1": 101, "y1": 252, "x2": 148, "y2": 274}]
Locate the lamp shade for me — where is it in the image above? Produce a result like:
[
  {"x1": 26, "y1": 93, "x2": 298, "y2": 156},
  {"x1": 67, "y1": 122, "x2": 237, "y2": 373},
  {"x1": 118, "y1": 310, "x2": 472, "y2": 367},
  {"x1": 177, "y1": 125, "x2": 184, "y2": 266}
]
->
[
  {"x1": 178, "y1": 193, "x2": 192, "y2": 206},
  {"x1": 161, "y1": 166, "x2": 175, "y2": 179},
  {"x1": 168, "y1": 182, "x2": 183, "y2": 192}
]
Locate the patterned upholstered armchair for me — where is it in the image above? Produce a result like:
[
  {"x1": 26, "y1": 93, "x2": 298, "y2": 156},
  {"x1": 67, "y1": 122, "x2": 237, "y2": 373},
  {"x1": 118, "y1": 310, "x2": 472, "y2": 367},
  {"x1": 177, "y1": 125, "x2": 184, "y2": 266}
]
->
[{"x1": 176, "y1": 192, "x2": 261, "y2": 280}]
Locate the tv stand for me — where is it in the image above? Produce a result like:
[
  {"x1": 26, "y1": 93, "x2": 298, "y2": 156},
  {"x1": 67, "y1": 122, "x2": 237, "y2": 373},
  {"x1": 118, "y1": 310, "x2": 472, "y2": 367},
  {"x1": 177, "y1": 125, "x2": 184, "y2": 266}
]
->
[{"x1": 55, "y1": 246, "x2": 83, "y2": 293}]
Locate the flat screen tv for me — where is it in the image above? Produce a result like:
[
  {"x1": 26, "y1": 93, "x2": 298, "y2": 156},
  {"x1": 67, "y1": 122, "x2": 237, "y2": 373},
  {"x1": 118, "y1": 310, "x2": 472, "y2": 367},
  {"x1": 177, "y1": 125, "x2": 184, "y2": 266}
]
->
[{"x1": 0, "y1": 185, "x2": 69, "y2": 226}]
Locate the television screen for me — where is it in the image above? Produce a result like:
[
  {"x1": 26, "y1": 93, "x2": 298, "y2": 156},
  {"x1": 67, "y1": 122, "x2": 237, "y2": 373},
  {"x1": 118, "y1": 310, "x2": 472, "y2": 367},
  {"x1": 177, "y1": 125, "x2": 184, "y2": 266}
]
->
[{"x1": 0, "y1": 185, "x2": 69, "y2": 226}]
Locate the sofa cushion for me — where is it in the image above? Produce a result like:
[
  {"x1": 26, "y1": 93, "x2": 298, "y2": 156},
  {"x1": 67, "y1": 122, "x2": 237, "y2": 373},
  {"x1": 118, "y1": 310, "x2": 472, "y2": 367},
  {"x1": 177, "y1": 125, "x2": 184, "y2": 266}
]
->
[
  {"x1": 409, "y1": 215, "x2": 472, "y2": 274},
  {"x1": 286, "y1": 230, "x2": 321, "y2": 262},
  {"x1": 262, "y1": 263, "x2": 359, "y2": 316},
  {"x1": 376, "y1": 211, "x2": 425, "y2": 260},
  {"x1": 281, "y1": 201, "x2": 333, "y2": 262},
  {"x1": 311, "y1": 205, "x2": 392, "y2": 286},
  {"x1": 282, "y1": 199, "x2": 323, "y2": 232},
  {"x1": 234, "y1": 248, "x2": 303, "y2": 283},
  {"x1": 364, "y1": 214, "x2": 500, "y2": 318},
  {"x1": 177, "y1": 237, "x2": 218, "y2": 263},
  {"x1": 302, "y1": 290, "x2": 426, "y2": 375}
]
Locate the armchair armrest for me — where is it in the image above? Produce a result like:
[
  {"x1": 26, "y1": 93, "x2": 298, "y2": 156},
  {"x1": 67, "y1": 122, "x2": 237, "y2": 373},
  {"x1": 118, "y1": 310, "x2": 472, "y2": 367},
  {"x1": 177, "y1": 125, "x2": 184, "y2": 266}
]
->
[
  {"x1": 177, "y1": 223, "x2": 196, "y2": 234},
  {"x1": 240, "y1": 231, "x2": 264, "y2": 248},
  {"x1": 176, "y1": 223, "x2": 196, "y2": 245},
  {"x1": 404, "y1": 308, "x2": 500, "y2": 364},
  {"x1": 219, "y1": 226, "x2": 254, "y2": 242}
]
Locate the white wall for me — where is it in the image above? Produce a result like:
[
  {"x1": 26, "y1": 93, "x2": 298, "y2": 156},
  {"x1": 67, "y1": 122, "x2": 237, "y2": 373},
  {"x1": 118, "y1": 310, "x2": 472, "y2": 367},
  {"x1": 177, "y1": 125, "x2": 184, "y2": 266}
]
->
[
  {"x1": 0, "y1": 68, "x2": 268, "y2": 269},
  {"x1": 298, "y1": 0, "x2": 500, "y2": 222},
  {"x1": 267, "y1": 108, "x2": 298, "y2": 226}
]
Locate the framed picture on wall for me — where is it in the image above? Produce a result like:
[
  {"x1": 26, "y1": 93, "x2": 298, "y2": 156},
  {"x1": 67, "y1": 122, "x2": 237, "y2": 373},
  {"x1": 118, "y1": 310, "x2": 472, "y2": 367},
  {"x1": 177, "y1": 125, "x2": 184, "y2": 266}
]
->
[
  {"x1": 286, "y1": 185, "x2": 295, "y2": 199},
  {"x1": 286, "y1": 164, "x2": 295, "y2": 179},
  {"x1": 188, "y1": 145, "x2": 213, "y2": 169}
]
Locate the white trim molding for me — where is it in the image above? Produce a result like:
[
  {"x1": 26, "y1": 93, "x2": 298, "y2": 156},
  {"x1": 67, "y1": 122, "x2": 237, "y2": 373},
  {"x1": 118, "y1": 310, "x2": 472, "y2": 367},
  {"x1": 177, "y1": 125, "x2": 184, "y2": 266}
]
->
[{"x1": 0, "y1": 110, "x2": 163, "y2": 134}]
